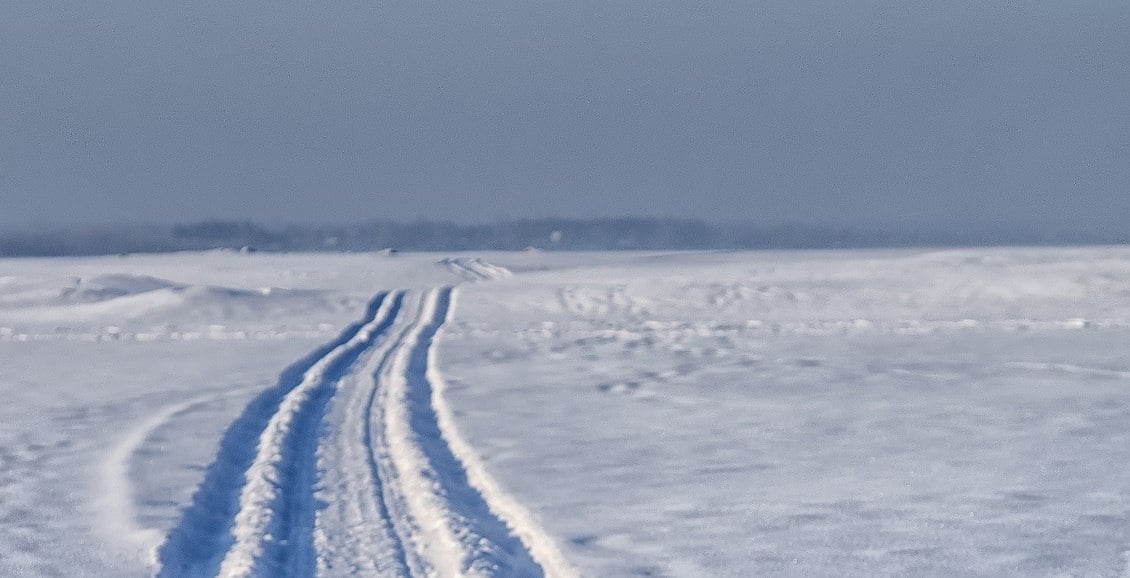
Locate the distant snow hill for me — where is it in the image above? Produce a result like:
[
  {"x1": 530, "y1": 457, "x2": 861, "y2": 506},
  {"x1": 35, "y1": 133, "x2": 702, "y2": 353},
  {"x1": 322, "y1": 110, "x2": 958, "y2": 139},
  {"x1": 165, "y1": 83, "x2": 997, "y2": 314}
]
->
[{"x1": 0, "y1": 272, "x2": 349, "y2": 337}]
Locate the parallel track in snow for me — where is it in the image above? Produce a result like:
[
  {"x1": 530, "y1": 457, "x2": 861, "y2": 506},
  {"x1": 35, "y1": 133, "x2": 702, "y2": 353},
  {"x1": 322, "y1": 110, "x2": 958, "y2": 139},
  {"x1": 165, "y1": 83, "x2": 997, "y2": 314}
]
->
[{"x1": 156, "y1": 278, "x2": 574, "y2": 578}]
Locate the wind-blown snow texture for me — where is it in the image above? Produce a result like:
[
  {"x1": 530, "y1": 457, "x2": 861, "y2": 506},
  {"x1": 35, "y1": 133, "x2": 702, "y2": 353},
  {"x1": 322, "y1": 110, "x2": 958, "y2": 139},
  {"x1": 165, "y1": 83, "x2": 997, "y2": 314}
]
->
[{"x1": 5, "y1": 248, "x2": 1130, "y2": 576}]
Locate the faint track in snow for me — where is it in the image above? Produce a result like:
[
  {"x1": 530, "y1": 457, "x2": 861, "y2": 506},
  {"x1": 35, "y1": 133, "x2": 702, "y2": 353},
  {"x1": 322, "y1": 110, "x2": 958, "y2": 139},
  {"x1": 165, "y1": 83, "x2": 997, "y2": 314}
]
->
[
  {"x1": 101, "y1": 386, "x2": 262, "y2": 571},
  {"x1": 156, "y1": 284, "x2": 575, "y2": 578}
]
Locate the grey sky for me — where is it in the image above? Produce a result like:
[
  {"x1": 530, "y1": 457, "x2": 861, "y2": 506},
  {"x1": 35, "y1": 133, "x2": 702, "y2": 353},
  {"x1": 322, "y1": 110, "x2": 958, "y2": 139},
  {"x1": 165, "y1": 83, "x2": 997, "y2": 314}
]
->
[{"x1": 2, "y1": 1, "x2": 1127, "y2": 229}]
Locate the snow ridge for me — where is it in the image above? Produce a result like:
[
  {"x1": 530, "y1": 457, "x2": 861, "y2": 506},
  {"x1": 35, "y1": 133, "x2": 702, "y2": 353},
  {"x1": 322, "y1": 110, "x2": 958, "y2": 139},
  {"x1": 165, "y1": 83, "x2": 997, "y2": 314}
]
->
[{"x1": 438, "y1": 257, "x2": 513, "y2": 282}]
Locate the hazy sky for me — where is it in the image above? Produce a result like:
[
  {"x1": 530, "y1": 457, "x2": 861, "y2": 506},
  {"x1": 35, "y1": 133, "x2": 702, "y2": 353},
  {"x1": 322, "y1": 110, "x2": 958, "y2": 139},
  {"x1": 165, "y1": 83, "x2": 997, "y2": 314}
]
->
[{"x1": 2, "y1": 1, "x2": 1127, "y2": 229}]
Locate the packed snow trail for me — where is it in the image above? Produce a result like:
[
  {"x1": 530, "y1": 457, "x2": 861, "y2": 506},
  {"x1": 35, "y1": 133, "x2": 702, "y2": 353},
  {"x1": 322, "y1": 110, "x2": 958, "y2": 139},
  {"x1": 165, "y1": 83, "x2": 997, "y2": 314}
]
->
[
  {"x1": 156, "y1": 291, "x2": 396, "y2": 577},
  {"x1": 313, "y1": 290, "x2": 415, "y2": 577},
  {"x1": 368, "y1": 287, "x2": 543, "y2": 577},
  {"x1": 156, "y1": 283, "x2": 574, "y2": 578}
]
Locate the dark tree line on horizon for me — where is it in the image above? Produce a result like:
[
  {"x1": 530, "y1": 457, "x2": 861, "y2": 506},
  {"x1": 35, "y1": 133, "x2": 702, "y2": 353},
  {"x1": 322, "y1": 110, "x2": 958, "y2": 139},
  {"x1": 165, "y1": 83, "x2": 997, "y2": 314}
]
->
[{"x1": 0, "y1": 218, "x2": 1123, "y2": 257}]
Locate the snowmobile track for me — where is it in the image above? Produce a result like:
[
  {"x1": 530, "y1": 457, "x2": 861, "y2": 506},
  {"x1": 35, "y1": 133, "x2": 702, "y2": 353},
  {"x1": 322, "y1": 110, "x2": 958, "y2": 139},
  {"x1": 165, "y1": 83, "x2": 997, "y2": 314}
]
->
[{"x1": 156, "y1": 285, "x2": 574, "y2": 578}]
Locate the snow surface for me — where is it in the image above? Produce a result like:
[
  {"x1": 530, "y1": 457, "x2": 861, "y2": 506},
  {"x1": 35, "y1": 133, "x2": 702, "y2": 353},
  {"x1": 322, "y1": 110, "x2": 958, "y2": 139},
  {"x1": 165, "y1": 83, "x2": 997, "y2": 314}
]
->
[{"x1": 4, "y1": 247, "x2": 1130, "y2": 576}]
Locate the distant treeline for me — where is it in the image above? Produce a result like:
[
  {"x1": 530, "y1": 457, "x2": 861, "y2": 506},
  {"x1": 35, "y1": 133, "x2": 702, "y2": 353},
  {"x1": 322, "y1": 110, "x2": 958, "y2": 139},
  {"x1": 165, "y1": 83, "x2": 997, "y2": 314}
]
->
[{"x1": 0, "y1": 218, "x2": 1124, "y2": 257}]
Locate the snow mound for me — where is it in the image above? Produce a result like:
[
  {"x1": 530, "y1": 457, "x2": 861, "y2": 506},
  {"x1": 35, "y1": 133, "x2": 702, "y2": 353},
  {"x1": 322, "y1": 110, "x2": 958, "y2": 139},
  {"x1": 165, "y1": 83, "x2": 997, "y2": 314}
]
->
[
  {"x1": 0, "y1": 274, "x2": 349, "y2": 328},
  {"x1": 67, "y1": 274, "x2": 182, "y2": 302},
  {"x1": 438, "y1": 257, "x2": 513, "y2": 281},
  {"x1": 0, "y1": 274, "x2": 180, "y2": 308}
]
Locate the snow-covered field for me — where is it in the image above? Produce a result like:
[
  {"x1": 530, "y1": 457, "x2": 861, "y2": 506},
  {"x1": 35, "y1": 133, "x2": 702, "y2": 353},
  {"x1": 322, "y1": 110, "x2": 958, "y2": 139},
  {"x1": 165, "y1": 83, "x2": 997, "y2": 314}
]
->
[{"x1": 4, "y1": 247, "x2": 1130, "y2": 576}]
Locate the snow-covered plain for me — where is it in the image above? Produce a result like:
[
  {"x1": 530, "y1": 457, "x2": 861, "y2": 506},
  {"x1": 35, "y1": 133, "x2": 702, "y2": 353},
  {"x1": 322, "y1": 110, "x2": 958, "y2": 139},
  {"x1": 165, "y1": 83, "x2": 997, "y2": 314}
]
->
[{"x1": 4, "y1": 247, "x2": 1130, "y2": 576}]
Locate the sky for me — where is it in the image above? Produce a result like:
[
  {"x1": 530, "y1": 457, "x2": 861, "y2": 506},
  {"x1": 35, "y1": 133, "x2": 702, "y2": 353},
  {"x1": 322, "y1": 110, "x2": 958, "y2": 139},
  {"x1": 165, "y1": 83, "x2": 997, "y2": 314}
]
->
[{"x1": 1, "y1": 1, "x2": 1128, "y2": 230}]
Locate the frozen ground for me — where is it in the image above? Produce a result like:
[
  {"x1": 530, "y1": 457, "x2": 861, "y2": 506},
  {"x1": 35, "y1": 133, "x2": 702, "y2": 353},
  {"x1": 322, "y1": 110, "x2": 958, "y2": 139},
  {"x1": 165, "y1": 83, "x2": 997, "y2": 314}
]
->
[{"x1": 3, "y1": 247, "x2": 1130, "y2": 576}]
